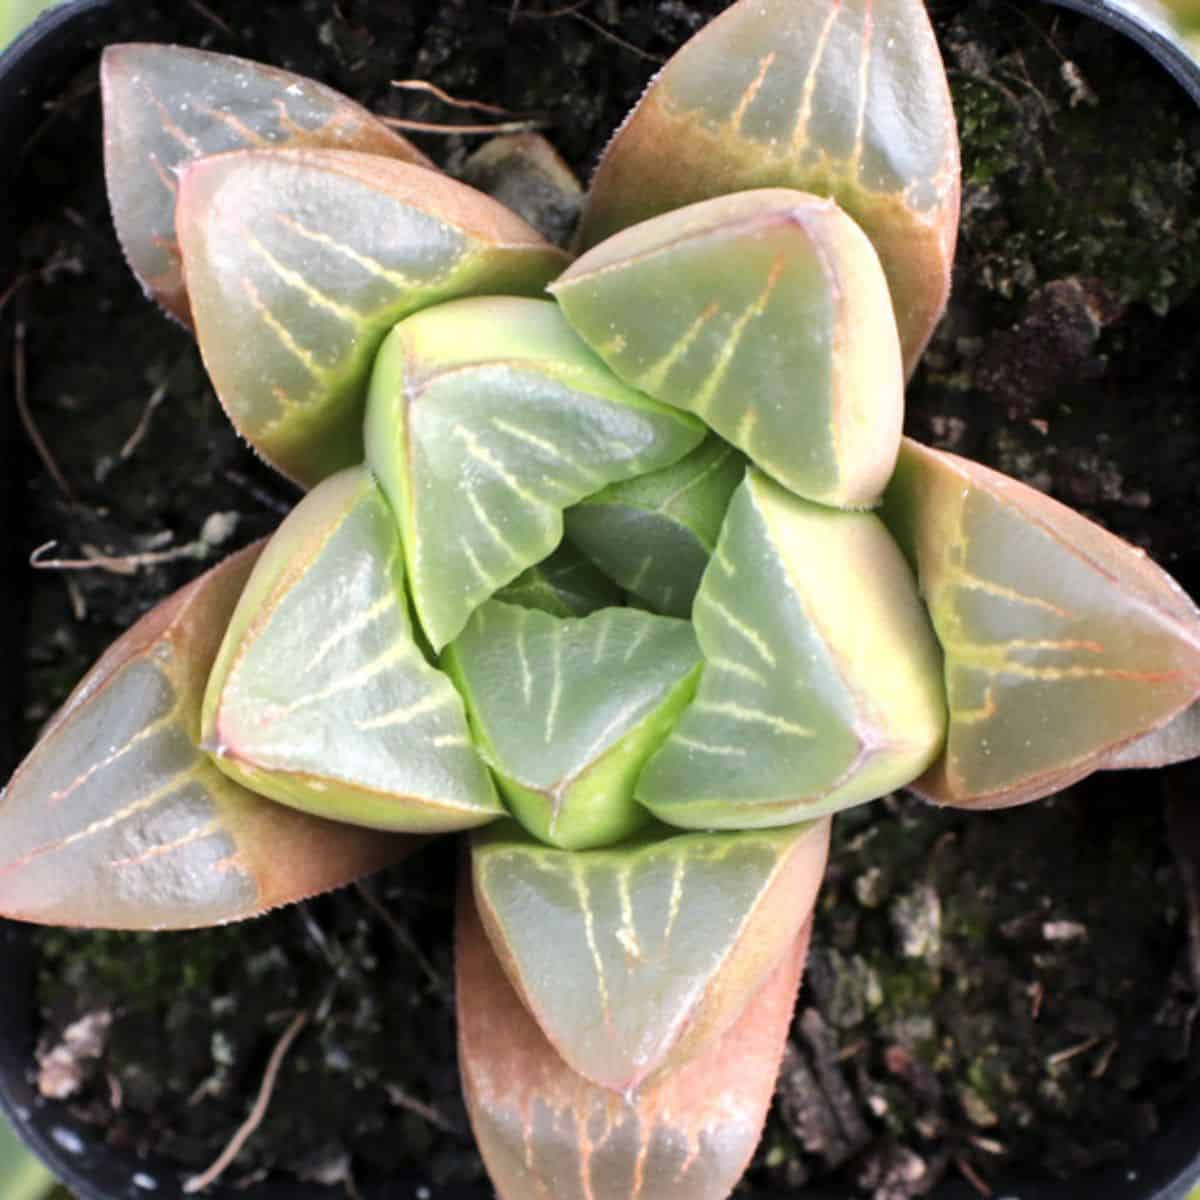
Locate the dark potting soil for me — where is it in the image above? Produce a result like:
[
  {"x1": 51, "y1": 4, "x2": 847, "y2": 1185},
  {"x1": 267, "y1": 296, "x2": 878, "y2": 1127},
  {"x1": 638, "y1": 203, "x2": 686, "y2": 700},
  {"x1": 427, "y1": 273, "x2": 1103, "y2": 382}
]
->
[{"x1": 7, "y1": 1, "x2": 1200, "y2": 1196}]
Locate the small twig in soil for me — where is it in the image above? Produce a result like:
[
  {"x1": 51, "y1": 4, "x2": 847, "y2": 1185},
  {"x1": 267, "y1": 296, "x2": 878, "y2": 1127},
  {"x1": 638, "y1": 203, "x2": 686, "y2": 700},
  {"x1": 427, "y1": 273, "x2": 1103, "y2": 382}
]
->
[
  {"x1": 969, "y1": 1135, "x2": 1007, "y2": 1156},
  {"x1": 1090, "y1": 1039, "x2": 1118, "y2": 1079},
  {"x1": 30, "y1": 538, "x2": 209, "y2": 576},
  {"x1": 186, "y1": 0, "x2": 237, "y2": 37},
  {"x1": 955, "y1": 1155, "x2": 993, "y2": 1197},
  {"x1": 568, "y1": 11, "x2": 664, "y2": 63},
  {"x1": 182, "y1": 1011, "x2": 309, "y2": 1195},
  {"x1": 1046, "y1": 1035, "x2": 1101, "y2": 1072},
  {"x1": 64, "y1": 576, "x2": 87, "y2": 622},
  {"x1": 390, "y1": 79, "x2": 518, "y2": 117},
  {"x1": 380, "y1": 116, "x2": 547, "y2": 135},
  {"x1": 119, "y1": 382, "x2": 169, "y2": 461},
  {"x1": 354, "y1": 881, "x2": 447, "y2": 995},
  {"x1": 506, "y1": 2, "x2": 665, "y2": 63},
  {"x1": 384, "y1": 1083, "x2": 461, "y2": 1135},
  {"x1": 14, "y1": 320, "x2": 77, "y2": 503},
  {"x1": 223, "y1": 467, "x2": 296, "y2": 516},
  {"x1": 1028, "y1": 979, "x2": 1044, "y2": 1020}
]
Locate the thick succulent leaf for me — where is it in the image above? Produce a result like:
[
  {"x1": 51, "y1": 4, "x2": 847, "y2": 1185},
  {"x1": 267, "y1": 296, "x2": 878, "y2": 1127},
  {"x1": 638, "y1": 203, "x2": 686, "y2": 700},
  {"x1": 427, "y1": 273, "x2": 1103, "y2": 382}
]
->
[
  {"x1": 202, "y1": 467, "x2": 501, "y2": 833},
  {"x1": 444, "y1": 604, "x2": 701, "y2": 850},
  {"x1": 0, "y1": 547, "x2": 417, "y2": 930},
  {"x1": 458, "y1": 874, "x2": 809, "y2": 1200},
  {"x1": 638, "y1": 469, "x2": 947, "y2": 829},
  {"x1": 566, "y1": 438, "x2": 745, "y2": 616},
  {"x1": 364, "y1": 296, "x2": 705, "y2": 650},
  {"x1": 1104, "y1": 701, "x2": 1200, "y2": 769},
  {"x1": 882, "y1": 439, "x2": 1200, "y2": 808},
  {"x1": 554, "y1": 191, "x2": 902, "y2": 508},
  {"x1": 176, "y1": 150, "x2": 569, "y2": 487},
  {"x1": 577, "y1": 0, "x2": 959, "y2": 374},
  {"x1": 101, "y1": 44, "x2": 429, "y2": 325},
  {"x1": 494, "y1": 543, "x2": 623, "y2": 618},
  {"x1": 470, "y1": 818, "x2": 828, "y2": 1092}
]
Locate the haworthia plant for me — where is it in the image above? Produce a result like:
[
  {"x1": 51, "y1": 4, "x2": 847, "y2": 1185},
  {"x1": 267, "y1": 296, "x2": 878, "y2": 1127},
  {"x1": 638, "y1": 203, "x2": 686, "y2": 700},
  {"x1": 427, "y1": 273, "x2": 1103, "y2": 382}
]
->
[
  {"x1": 101, "y1": 44, "x2": 430, "y2": 325},
  {"x1": 555, "y1": 190, "x2": 903, "y2": 509},
  {"x1": 0, "y1": 548, "x2": 418, "y2": 929},
  {"x1": 5, "y1": 5, "x2": 1199, "y2": 1199},
  {"x1": 470, "y1": 819, "x2": 829, "y2": 1091},
  {"x1": 576, "y1": 0, "x2": 960, "y2": 375},
  {"x1": 565, "y1": 438, "x2": 745, "y2": 617},
  {"x1": 444, "y1": 603, "x2": 701, "y2": 849},
  {"x1": 178, "y1": 152, "x2": 568, "y2": 487},
  {"x1": 202, "y1": 467, "x2": 502, "y2": 833},
  {"x1": 363, "y1": 296, "x2": 703, "y2": 649}
]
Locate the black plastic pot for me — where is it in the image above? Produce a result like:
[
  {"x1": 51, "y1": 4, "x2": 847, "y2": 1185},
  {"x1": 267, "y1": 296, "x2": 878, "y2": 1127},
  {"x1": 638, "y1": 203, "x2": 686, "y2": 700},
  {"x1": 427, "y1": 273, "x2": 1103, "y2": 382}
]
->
[{"x1": 3, "y1": 2, "x2": 1200, "y2": 1199}]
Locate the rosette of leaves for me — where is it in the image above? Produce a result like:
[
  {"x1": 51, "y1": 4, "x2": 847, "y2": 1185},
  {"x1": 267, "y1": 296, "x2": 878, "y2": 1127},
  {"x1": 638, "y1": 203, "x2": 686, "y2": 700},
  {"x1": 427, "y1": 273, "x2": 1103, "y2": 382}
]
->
[{"x1": 5, "y1": 5, "x2": 1200, "y2": 1199}]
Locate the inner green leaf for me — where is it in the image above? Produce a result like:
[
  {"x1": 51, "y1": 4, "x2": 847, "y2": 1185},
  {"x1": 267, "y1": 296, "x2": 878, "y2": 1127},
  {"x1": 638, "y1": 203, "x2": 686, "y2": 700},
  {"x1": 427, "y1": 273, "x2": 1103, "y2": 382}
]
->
[
  {"x1": 443, "y1": 601, "x2": 702, "y2": 849},
  {"x1": 364, "y1": 295, "x2": 705, "y2": 651}
]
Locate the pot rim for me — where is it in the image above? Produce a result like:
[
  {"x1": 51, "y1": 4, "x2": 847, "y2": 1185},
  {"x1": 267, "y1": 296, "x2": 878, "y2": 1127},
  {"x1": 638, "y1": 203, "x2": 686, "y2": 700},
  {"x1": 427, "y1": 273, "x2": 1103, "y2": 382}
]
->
[{"x1": 2, "y1": 1, "x2": 1199, "y2": 1198}]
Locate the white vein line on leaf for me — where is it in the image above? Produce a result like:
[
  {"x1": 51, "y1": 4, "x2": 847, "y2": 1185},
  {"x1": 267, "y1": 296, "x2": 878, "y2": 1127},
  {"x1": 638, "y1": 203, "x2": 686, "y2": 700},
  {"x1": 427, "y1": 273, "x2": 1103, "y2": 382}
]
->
[
  {"x1": 694, "y1": 699, "x2": 814, "y2": 738},
  {"x1": 570, "y1": 859, "x2": 611, "y2": 1024},
  {"x1": 239, "y1": 273, "x2": 328, "y2": 382},
  {"x1": 545, "y1": 622, "x2": 565, "y2": 743},
  {"x1": 516, "y1": 609, "x2": 534, "y2": 705},
  {"x1": 356, "y1": 689, "x2": 451, "y2": 731},
  {"x1": 466, "y1": 488, "x2": 523, "y2": 565},
  {"x1": 671, "y1": 734, "x2": 747, "y2": 758},
  {"x1": 244, "y1": 230, "x2": 364, "y2": 324},
  {"x1": 689, "y1": 255, "x2": 785, "y2": 418},
  {"x1": 792, "y1": 0, "x2": 843, "y2": 153},
  {"x1": 306, "y1": 591, "x2": 397, "y2": 672},
  {"x1": 272, "y1": 211, "x2": 425, "y2": 289},
  {"x1": 490, "y1": 417, "x2": 605, "y2": 488},
  {"x1": 454, "y1": 426, "x2": 545, "y2": 507},
  {"x1": 697, "y1": 593, "x2": 777, "y2": 668}
]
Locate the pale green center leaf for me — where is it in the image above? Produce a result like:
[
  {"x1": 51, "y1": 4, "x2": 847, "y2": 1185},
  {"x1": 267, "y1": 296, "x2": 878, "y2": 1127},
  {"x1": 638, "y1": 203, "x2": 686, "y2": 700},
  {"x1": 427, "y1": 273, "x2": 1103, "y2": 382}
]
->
[
  {"x1": 554, "y1": 190, "x2": 903, "y2": 508},
  {"x1": 365, "y1": 296, "x2": 705, "y2": 651},
  {"x1": 637, "y1": 469, "x2": 946, "y2": 828},
  {"x1": 565, "y1": 437, "x2": 745, "y2": 617},
  {"x1": 494, "y1": 542, "x2": 623, "y2": 618},
  {"x1": 204, "y1": 467, "x2": 502, "y2": 833},
  {"x1": 444, "y1": 602, "x2": 702, "y2": 850}
]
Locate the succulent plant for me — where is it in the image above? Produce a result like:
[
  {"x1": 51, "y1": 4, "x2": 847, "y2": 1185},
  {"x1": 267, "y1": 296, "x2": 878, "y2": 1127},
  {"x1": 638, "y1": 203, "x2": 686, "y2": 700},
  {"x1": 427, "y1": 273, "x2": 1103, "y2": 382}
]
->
[{"x1": 5, "y1": 3, "x2": 1200, "y2": 1198}]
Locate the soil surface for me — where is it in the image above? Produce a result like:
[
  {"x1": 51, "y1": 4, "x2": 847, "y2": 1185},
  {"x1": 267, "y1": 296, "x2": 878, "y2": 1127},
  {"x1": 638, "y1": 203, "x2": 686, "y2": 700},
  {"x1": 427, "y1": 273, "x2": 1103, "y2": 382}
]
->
[{"x1": 8, "y1": 1, "x2": 1200, "y2": 1197}]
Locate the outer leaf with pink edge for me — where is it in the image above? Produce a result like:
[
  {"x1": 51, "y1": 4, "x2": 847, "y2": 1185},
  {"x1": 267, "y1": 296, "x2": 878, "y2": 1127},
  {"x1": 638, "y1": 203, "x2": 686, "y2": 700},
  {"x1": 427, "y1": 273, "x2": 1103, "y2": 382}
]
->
[
  {"x1": 457, "y1": 873, "x2": 811, "y2": 1200},
  {"x1": 882, "y1": 438, "x2": 1200, "y2": 808},
  {"x1": 469, "y1": 818, "x2": 829, "y2": 1093},
  {"x1": 176, "y1": 150, "x2": 569, "y2": 488},
  {"x1": 577, "y1": 0, "x2": 960, "y2": 375},
  {"x1": 101, "y1": 44, "x2": 429, "y2": 325},
  {"x1": 0, "y1": 547, "x2": 419, "y2": 930}
]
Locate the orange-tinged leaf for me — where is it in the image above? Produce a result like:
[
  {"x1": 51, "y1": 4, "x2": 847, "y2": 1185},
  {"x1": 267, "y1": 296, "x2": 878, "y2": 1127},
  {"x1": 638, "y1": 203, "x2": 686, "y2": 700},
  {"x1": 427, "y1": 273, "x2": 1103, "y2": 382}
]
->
[
  {"x1": 101, "y1": 43, "x2": 430, "y2": 325},
  {"x1": 176, "y1": 150, "x2": 568, "y2": 488},
  {"x1": 458, "y1": 875, "x2": 809, "y2": 1200},
  {"x1": 882, "y1": 439, "x2": 1200, "y2": 808},
  {"x1": 177, "y1": 150, "x2": 568, "y2": 488},
  {"x1": 0, "y1": 547, "x2": 417, "y2": 930},
  {"x1": 578, "y1": 0, "x2": 959, "y2": 375}
]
